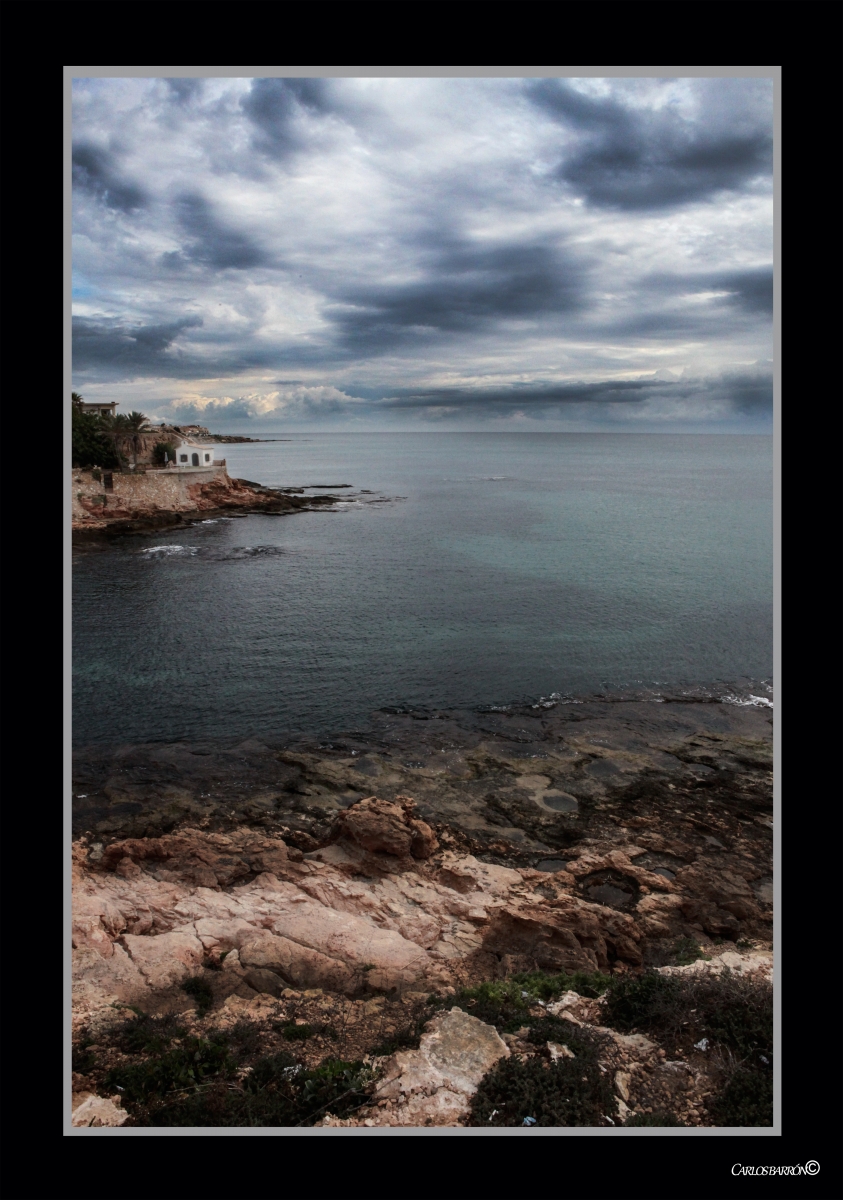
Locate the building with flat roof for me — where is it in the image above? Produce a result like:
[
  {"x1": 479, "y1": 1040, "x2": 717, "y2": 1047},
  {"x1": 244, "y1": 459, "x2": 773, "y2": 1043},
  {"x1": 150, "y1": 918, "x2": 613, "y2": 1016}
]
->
[{"x1": 79, "y1": 401, "x2": 118, "y2": 418}]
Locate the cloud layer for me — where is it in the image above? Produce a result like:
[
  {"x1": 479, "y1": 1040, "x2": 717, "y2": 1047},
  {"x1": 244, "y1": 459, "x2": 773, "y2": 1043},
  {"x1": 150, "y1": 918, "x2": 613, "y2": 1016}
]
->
[{"x1": 72, "y1": 77, "x2": 773, "y2": 428}]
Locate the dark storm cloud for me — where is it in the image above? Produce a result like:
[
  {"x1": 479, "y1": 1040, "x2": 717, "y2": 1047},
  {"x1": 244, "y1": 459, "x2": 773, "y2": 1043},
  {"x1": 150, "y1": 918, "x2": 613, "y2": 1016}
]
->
[
  {"x1": 72, "y1": 314, "x2": 329, "y2": 380},
  {"x1": 164, "y1": 193, "x2": 270, "y2": 270},
  {"x1": 72, "y1": 142, "x2": 148, "y2": 212},
  {"x1": 642, "y1": 265, "x2": 773, "y2": 311},
  {"x1": 73, "y1": 315, "x2": 204, "y2": 373},
  {"x1": 713, "y1": 267, "x2": 773, "y2": 314},
  {"x1": 377, "y1": 367, "x2": 773, "y2": 418},
  {"x1": 526, "y1": 80, "x2": 771, "y2": 210},
  {"x1": 381, "y1": 379, "x2": 658, "y2": 410},
  {"x1": 721, "y1": 367, "x2": 773, "y2": 413},
  {"x1": 166, "y1": 78, "x2": 203, "y2": 105},
  {"x1": 72, "y1": 79, "x2": 772, "y2": 421},
  {"x1": 242, "y1": 78, "x2": 335, "y2": 158},
  {"x1": 327, "y1": 239, "x2": 587, "y2": 355}
]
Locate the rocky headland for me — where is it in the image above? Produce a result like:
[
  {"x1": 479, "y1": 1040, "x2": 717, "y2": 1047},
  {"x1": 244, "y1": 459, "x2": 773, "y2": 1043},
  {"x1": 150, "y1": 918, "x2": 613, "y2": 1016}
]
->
[
  {"x1": 71, "y1": 466, "x2": 341, "y2": 540},
  {"x1": 71, "y1": 698, "x2": 774, "y2": 1127}
]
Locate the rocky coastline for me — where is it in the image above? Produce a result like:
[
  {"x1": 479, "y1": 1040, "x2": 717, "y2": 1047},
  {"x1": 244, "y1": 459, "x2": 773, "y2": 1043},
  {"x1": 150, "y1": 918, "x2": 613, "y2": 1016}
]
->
[
  {"x1": 71, "y1": 698, "x2": 774, "y2": 1127},
  {"x1": 71, "y1": 466, "x2": 341, "y2": 540}
]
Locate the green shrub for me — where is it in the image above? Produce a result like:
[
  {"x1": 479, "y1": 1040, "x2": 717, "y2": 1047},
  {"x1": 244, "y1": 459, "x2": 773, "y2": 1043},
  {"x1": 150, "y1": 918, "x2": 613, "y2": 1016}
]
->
[
  {"x1": 104, "y1": 1034, "x2": 236, "y2": 1102},
  {"x1": 181, "y1": 976, "x2": 214, "y2": 1015},
  {"x1": 673, "y1": 936, "x2": 705, "y2": 966},
  {"x1": 71, "y1": 404, "x2": 120, "y2": 469},
  {"x1": 602, "y1": 969, "x2": 773, "y2": 1128},
  {"x1": 452, "y1": 980, "x2": 529, "y2": 1030},
  {"x1": 604, "y1": 969, "x2": 772, "y2": 1059},
  {"x1": 454, "y1": 970, "x2": 610, "y2": 1032},
  {"x1": 119, "y1": 1012, "x2": 186, "y2": 1054},
  {"x1": 603, "y1": 971, "x2": 683, "y2": 1033},
  {"x1": 279, "y1": 1022, "x2": 314, "y2": 1042},
  {"x1": 687, "y1": 975, "x2": 773, "y2": 1058},
  {"x1": 524, "y1": 1016, "x2": 606, "y2": 1051},
  {"x1": 468, "y1": 1029, "x2": 615, "y2": 1127},
  {"x1": 145, "y1": 1055, "x2": 372, "y2": 1128},
  {"x1": 710, "y1": 1064, "x2": 773, "y2": 1127},
  {"x1": 152, "y1": 441, "x2": 177, "y2": 465},
  {"x1": 511, "y1": 969, "x2": 612, "y2": 1001}
]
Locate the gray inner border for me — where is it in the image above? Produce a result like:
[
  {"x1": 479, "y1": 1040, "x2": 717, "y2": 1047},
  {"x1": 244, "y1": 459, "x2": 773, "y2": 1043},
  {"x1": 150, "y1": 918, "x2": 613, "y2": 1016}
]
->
[{"x1": 65, "y1": 63, "x2": 780, "y2": 1140}]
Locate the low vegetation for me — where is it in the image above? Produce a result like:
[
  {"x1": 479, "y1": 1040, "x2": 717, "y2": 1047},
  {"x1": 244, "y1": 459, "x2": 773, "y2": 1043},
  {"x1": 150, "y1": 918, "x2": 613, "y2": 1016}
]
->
[
  {"x1": 603, "y1": 968, "x2": 773, "y2": 1126},
  {"x1": 469, "y1": 1026, "x2": 615, "y2": 1127},
  {"x1": 97, "y1": 1010, "x2": 373, "y2": 1127},
  {"x1": 76, "y1": 960, "x2": 772, "y2": 1127}
]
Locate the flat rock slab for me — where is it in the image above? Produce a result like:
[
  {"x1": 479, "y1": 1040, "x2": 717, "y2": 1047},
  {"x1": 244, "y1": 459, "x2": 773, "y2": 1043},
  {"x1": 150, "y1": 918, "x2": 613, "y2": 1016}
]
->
[
  {"x1": 372, "y1": 1007, "x2": 510, "y2": 1125},
  {"x1": 71, "y1": 1093, "x2": 128, "y2": 1127}
]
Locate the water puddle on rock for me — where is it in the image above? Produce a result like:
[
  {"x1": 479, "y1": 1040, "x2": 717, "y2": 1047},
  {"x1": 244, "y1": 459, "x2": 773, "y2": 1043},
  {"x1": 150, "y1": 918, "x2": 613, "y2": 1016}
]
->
[
  {"x1": 540, "y1": 793, "x2": 579, "y2": 812},
  {"x1": 580, "y1": 869, "x2": 639, "y2": 910},
  {"x1": 587, "y1": 882, "x2": 632, "y2": 907},
  {"x1": 535, "y1": 858, "x2": 569, "y2": 873}
]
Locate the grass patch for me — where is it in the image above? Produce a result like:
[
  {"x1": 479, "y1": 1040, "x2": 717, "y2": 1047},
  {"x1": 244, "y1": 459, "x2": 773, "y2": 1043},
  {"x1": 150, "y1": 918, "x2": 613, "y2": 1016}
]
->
[
  {"x1": 278, "y1": 1023, "x2": 315, "y2": 1042},
  {"x1": 511, "y1": 969, "x2": 611, "y2": 1001},
  {"x1": 453, "y1": 970, "x2": 610, "y2": 1032},
  {"x1": 119, "y1": 1012, "x2": 187, "y2": 1055},
  {"x1": 468, "y1": 1027, "x2": 614, "y2": 1127},
  {"x1": 672, "y1": 936, "x2": 707, "y2": 966},
  {"x1": 143, "y1": 1055, "x2": 373, "y2": 1128},
  {"x1": 181, "y1": 975, "x2": 214, "y2": 1015},
  {"x1": 104, "y1": 1033, "x2": 236, "y2": 1103}
]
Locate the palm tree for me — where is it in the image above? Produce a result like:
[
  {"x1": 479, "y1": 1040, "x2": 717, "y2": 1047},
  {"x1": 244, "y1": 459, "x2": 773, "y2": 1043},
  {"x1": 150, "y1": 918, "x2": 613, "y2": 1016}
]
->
[{"x1": 114, "y1": 410, "x2": 149, "y2": 466}]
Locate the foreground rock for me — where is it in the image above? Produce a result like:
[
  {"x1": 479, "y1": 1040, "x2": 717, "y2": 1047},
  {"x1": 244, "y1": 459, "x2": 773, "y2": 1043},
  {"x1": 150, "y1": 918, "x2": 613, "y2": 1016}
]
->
[
  {"x1": 73, "y1": 699, "x2": 773, "y2": 967},
  {"x1": 71, "y1": 1093, "x2": 128, "y2": 1127},
  {"x1": 72, "y1": 789, "x2": 773, "y2": 1048},
  {"x1": 73, "y1": 797, "x2": 644, "y2": 1026},
  {"x1": 656, "y1": 948, "x2": 773, "y2": 981},
  {"x1": 323, "y1": 1008, "x2": 509, "y2": 1127}
]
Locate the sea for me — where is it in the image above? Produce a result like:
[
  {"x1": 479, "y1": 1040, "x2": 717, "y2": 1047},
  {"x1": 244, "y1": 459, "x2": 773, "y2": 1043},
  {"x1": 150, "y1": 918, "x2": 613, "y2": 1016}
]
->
[{"x1": 72, "y1": 433, "x2": 774, "y2": 748}]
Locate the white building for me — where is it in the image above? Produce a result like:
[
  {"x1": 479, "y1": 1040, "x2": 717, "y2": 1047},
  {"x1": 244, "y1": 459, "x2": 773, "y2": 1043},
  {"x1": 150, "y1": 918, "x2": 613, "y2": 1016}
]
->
[
  {"x1": 80, "y1": 401, "x2": 118, "y2": 418},
  {"x1": 173, "y1": 437, "x2": 215, "y2": 468}
]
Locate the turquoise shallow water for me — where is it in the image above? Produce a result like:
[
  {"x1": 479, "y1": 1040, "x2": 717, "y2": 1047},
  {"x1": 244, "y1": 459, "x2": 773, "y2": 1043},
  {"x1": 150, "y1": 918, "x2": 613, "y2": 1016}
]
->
[{"x1": 72, "y1": 433, "x2": 773, "y2": 745}]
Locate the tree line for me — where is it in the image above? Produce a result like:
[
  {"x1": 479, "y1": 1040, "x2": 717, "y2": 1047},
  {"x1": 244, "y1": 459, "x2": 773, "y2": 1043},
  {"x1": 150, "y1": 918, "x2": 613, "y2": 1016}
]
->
[{"x1": 71, "y1": 394, "x2": 168, "y2": 469}]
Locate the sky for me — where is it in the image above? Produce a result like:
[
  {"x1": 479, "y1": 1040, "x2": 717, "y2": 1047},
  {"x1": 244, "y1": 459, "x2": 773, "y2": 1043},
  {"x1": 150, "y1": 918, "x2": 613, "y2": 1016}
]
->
[{"x1": 71, "y1": 76, "x2": 773, "y2": 432}]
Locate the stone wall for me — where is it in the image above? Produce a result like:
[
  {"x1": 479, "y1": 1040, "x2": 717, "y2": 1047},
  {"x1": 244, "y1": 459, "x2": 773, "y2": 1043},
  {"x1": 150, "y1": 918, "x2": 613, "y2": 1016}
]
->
[{"x1": 72, "y1": 465, "x2": 231, "y2": 526}]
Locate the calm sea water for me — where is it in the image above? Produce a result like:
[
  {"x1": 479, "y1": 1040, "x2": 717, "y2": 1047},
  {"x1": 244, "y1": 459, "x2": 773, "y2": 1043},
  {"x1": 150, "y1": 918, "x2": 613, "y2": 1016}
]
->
[{"x1": 72, "y1": 434, "x2": 773, "y2": 746}]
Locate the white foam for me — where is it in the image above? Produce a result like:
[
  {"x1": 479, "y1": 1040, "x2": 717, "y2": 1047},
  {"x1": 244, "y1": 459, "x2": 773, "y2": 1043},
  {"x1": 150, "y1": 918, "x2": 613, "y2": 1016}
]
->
[
  {"x1": 141, "y1": 545, "x2": 197, "y2": 556},
  {"x1": 722, "y1": 693, "x2": 774, "y2": 709}
]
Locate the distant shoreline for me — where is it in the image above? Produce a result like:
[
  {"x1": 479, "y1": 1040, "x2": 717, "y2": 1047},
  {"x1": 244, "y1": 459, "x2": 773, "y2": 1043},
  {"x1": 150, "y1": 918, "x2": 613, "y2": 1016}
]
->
[{"x1": 207, "y1": 435, "x2": 293, "y2": 443}]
